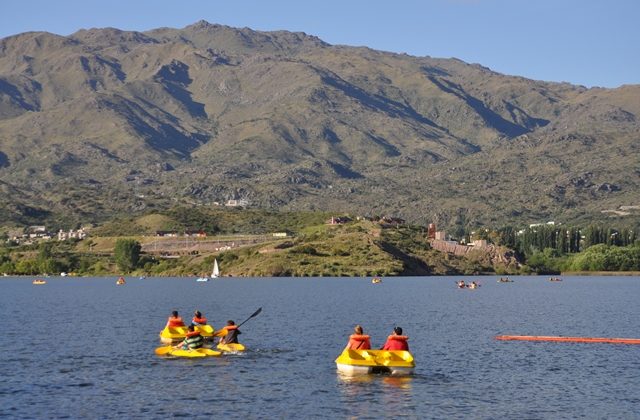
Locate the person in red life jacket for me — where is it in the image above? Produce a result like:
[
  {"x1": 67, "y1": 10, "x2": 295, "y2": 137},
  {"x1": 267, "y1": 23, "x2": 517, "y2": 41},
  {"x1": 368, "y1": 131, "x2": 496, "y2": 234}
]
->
[
  {"x1": 192, "y1": 310, "x2": 207, "y2": 326},
  {"x1": 380, "y1": 326, "x2": 409, "y2": 351},
  {"x1": 218, "y1": 320, "x2": 241, "y2": 344},
  {"x1": 345, "y1": 325, "x2": 371, "y2": 350},
  {"x1": 177, "y1": 324, "x2": 204, "y2": 350},
  {"x1": 165, "y1": 310, "x2": 185, "y2": 328}
]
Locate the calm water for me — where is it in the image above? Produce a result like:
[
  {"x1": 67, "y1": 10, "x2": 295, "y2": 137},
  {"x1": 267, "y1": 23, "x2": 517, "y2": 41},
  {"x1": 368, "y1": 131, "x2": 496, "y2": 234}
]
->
[{"x1": 1, "y1": 276, "x2": 639, "y2": 419}]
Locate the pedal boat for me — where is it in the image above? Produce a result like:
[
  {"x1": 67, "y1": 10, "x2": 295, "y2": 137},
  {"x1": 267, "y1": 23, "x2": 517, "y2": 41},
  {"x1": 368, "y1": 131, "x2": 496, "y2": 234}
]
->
[
  {"x1": 335, "y1": 349, "x2": 415, "y2": 376},
  {"x1": 159, "y1": 325, "x2": 216, "y2": 344}
]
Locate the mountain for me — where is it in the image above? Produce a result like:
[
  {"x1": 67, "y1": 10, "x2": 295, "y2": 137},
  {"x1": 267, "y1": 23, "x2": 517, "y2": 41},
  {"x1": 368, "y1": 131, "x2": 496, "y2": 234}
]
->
[{"x1": 0, "y1": 21, "x2": 638, "y2": 230}]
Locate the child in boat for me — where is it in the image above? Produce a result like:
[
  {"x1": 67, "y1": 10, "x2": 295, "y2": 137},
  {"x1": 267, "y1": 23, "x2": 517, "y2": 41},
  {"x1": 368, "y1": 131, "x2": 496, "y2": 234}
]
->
[
  {"x1": 381, "y1": 327, "x2": 409, "y2": 351},
  {"x1": 165, "y1": 310, "x2": 185, "y2": 328},
  {"x1": 345, "y1": 325, "x2": 371, "y2": 350},
  {"x1": 178, "y1": 324, "x2": 204, "y2": 350},
  {"x1": 218, "y1": 320, "x2": 241, "y2": 344},
  {"x1": 192, "y1": 310, "x2": 207, "y2": 325}
]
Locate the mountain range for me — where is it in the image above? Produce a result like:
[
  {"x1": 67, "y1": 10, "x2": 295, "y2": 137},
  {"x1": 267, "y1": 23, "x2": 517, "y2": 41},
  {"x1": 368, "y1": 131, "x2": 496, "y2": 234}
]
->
[{"x1": 1, "y1": 20, "x2": 638, "y2": 230}]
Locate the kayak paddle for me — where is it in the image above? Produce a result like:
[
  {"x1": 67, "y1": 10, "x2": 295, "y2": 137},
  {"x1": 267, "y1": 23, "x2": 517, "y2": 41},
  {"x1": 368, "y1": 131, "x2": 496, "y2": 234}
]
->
[
  {"x1": 155, "y1": 346, "x2": 174, "y2": 356},
  {"x1": 238, "y1": 307, "x2": 262, "y2": 327}
]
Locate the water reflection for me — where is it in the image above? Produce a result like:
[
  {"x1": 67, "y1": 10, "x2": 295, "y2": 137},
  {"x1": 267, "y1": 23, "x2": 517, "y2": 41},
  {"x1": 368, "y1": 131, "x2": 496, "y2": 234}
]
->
[{"x1": 336, "y1": 371, "x2": 414, "y2": 416}]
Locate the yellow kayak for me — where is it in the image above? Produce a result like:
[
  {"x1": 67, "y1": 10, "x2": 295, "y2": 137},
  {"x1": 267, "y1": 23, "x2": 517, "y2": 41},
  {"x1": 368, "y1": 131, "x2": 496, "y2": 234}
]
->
[
  {"x1": 159, "y1": 325, "x2": 216, "y2": 343},
  {"x1": 335, "y1": 349, "x2": 415, "y2": 375},
  {"x1": 155, "y1": 346, "x2": 222, "y2": 358},
  {"x1": 216, "y1": 343, "x2": 246, "y2": 353}
]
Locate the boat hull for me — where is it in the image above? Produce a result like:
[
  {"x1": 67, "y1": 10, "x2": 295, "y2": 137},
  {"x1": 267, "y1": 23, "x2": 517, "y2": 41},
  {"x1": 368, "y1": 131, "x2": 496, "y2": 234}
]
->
[
  {"x1": 335, "y1": 349, "x2": 415, "y2": 376},
  {"x1": 166, "y1": 348, "x2": 222, "y2": 358}
]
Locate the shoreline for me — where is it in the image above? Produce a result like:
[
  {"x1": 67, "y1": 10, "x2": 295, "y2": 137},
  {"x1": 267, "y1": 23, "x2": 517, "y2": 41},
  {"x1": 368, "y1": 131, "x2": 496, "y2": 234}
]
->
[{"x1": 561, "y1": 271, "x2": 640, "y2": 276}]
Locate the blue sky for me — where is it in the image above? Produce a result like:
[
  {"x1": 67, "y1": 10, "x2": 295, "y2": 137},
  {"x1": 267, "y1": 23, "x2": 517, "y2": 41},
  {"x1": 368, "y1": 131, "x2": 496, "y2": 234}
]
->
[{"x1": 2, "y1": 0, "x2": 638, "y2": 88}]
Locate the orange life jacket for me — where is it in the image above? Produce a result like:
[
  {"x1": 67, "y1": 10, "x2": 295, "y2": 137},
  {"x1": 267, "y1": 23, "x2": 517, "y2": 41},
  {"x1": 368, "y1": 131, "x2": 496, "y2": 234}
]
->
[
  {"x1": 167, "y1": 316, "x2": 185, "y2": 327},
  {"x1": 347, "y1": 334, "x2": 371, "y2": 350},
  {"x1": 381, "y1": 335, "x2": 409, "y2": 351},
  {"x1": 186, "y1": 330, "x2": 201, "y2": 338},
  {"x1": 192, "y1": 316, "x2": 207, "y2": 325}
]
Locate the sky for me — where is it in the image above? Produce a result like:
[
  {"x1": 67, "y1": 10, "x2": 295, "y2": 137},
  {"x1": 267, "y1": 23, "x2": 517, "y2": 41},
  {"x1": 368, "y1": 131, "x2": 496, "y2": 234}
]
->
[{"x1": 1, "y1": 0, "x2": 638, "y2": 88}]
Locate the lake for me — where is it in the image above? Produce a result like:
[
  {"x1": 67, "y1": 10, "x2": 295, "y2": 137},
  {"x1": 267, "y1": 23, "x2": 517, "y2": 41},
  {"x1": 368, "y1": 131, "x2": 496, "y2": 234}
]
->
[{"x1": 1, "y1": 275, "x2": 639, "y2": 418}]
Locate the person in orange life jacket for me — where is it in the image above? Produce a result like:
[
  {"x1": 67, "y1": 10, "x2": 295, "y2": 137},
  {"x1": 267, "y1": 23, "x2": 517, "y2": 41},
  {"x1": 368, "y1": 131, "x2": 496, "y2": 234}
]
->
[
  {"x1": 218, "y1": 320, "x2": 241, "y2": 344},
  {"x1": 178, "y1": 324, "x2": 204, "y2": 350},
  {"x1": 165, "y1": 310, "x2": 185, "y2": 328},
  {"x1": 380, "y1": 326, "x2": 409, "y2": 351},
  {"x1": 345, "y1": 325, "x2": 371, "y2": 350},
  {"x1": 192, "y1": 310, "x2": 207, "y2": 326}
]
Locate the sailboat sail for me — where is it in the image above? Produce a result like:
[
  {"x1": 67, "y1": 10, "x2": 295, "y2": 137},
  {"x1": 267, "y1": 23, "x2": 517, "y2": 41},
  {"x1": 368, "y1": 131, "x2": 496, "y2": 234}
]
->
[{"x1": 212, "y1": 259, "x2": 220, "y2": 278}]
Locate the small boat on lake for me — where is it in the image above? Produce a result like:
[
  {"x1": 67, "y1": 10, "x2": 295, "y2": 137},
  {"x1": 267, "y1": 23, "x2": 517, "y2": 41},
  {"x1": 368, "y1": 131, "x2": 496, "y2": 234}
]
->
[
  {"x1": 196, "y1": 258, "x2": 220, "y2": 282},
  {"x1": 32, "y1": 279, "x2": 47, "y2": 285},
  {"x1": 116, "y1": 277, "x2": 126, "y2": 285},
  {"x1": 497, "y1": 277, "x2": 514, "y2": 283},
  {"x1": 371, "y1": 277, "x2": 382, "y2": 284},
  {"x1": 335, "y1": 349, "x2": 415, "y2": 376},
  {"x1": 549, "y1": 277, "x2": 562, "y2": 282}
]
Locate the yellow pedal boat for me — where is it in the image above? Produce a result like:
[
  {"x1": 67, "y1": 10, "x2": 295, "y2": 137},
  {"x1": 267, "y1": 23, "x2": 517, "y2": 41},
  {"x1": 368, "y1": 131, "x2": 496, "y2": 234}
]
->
[
  {"x1": 335, "y1": 349, "x2": 415, "y2": 376},
  {"x1": 159, "y1": 325, "x2": 216, "y2": 344}
]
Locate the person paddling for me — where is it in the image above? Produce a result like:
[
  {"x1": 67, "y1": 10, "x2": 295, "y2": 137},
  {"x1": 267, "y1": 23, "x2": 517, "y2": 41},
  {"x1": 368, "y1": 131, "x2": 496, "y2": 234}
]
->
[
  {"x1": 177, "y1": 324, "x2": 204, "y2": 350},
  {"x1": 345, "y1": 325, "x2": 371, "y2": 350},
  {"x1": 192, "y1": 310, "x2": 207, "y2": 326},
  {"x1": 165, "y1": 310, "x2": 185, "y2": 328},
  {"x1": 381, "y1": 326, "x2": 410, "y2": 351},
  {"x1": 218, "y1": 320, "x2": 241, "y2": 344}
]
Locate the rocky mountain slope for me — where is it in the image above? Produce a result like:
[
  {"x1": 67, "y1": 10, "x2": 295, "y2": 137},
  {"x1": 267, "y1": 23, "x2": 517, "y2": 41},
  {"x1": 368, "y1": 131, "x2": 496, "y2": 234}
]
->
[{"x1": 0, "y1": 21, "x2": 638, "y2": 229}]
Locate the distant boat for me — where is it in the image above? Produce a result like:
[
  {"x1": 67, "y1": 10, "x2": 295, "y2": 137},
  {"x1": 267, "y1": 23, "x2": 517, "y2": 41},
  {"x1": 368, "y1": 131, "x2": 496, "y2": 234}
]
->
[
  {"x1": 60, "y1": 272, "x2": 68, "y2": 277},
  {"x1": 212, "y1": 258, "x2": 220, "y2": 278},
  {"x1": 371, "y1": 277, "x2": 382, "y2": 284},
  {"x1": 196, "y1": 258, "x2": 220, "y2": 282},
  {"x1": 116, "y1": 277, "x2": 126, "y2": 285},
  {"x1": 32, "y1": 279, "x2": 47, "y2": 285}
]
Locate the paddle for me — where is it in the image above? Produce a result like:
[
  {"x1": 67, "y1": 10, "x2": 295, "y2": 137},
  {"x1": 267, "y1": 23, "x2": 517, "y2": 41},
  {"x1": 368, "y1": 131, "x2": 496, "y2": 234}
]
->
[
  {"x1": 237, "y1": 307, "x2": 262, "y2": 328},
  {"x1": 154, "y1": 346, "x2": 174, "y2": 356}
]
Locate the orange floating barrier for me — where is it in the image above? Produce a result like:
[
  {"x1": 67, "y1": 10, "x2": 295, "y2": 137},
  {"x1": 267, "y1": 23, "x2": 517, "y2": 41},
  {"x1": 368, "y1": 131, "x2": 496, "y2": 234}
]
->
[{"x1": 495, "y1": 335, "x2": 640, "y2": 344}]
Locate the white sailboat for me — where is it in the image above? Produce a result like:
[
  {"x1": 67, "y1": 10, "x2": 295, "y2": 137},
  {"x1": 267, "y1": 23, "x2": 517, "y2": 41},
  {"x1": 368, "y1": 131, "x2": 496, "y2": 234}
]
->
[
  {"x1": 212, "y1": 258, "x2": 220, "y2": 278},
  {"x1": 196, "y1": 258, "x2": 220, "y2": 282}
]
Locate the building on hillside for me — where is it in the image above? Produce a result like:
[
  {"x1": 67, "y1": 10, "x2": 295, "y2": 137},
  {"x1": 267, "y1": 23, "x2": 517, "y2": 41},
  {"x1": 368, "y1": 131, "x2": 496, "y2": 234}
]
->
[
  {"x1": 155, "y1": 231, "x2": 178, "y2": 237},
  {"x1": 427, "y1": 223, "x2": 436, "y2": 240},
  {"x1": 184, "y1": 230, "x2": 207, "y2": 237},
  {"x1": 435, "y1": 231, "x2": 447, "y2": 241},
  {"x1": 57, "y1": 228, "x2": 87, "y2": 241}
]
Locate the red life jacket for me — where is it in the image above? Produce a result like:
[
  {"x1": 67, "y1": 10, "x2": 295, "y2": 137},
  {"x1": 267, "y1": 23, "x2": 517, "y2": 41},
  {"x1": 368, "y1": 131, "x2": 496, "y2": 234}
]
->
[
  {"x1": 192, "y1": 316, "x2": 207, "y2": 325},
  {"x1": 167, "y1": 316, "x2": 185, "y2": 327},
  {"x1": 381, "y1": 335, "x2": 409, "y2": 351},
  {"x1": 347, "y1": 334, "x2": 371, "y2": 350}
]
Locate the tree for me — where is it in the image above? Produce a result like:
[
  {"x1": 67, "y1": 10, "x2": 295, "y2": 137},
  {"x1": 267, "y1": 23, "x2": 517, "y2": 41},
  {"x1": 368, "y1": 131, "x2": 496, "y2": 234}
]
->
[{"x1": 114, "y1": 239, "x2": 141, "y2": 273}]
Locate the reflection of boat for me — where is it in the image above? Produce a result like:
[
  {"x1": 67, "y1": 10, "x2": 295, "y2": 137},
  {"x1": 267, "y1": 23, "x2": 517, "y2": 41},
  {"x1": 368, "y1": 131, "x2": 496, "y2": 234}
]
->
[
  {"x1": 159, "y1": 325, "x2": 216, "y2": 344},
  {"x1": 196, "y1": 258, "x2": 220, "y2": 282},
  {"x1": 116, "y1": 277, "x2": 126, "y2": 285},
  {"x1": 32, "y1": 279, "x2": 47, "y2": 285},
  {"x1": 216, "y1": 343, "x2": 246, "y2": 353},
  {"x1": 335, "y1": 349, "x2": 415, "y2": 376},
  {"x1": 371, "y1": 277, "x2": 382, "y2": 284}
]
